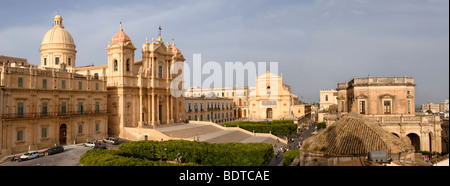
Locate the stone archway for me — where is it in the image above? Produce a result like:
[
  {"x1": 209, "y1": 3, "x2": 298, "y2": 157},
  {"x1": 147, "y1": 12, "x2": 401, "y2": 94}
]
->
[
  {"x1": 59, "y1": 124, "x2": 67, "y2": 145},
  {"x1": 407, "y1": 133, "x2": 420, "y2": 151}
]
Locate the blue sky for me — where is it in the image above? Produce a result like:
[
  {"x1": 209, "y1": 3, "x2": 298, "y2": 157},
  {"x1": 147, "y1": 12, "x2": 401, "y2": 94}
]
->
[{"x1": 0, "y1": 0, "x2": 448, "y2": 106}]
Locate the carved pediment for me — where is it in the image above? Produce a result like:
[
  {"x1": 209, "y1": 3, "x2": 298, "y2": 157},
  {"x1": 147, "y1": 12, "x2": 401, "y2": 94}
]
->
[
  {"x1": 356, "y1": 94, "x2": 368, "y2": 99},
  {"x1": 337, "y1": 96, "x2": 346, "y2": 100},
  {"x1": 379, "y1": 94, "x2": 394, "y2": 99}
]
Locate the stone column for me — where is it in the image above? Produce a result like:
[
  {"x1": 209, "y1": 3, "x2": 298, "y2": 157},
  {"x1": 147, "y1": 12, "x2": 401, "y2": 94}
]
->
[
  {"x1": 148, "y1": 92, "x2": 151, "y2": 126},
  {"x1": 170, "y1": 95, "x2": 174, "y2": 124},
  {"x1": 156, "y1": 94, "x2": 160, "y2": 125},
  {"x1": 166, "y1": 94, "x2": 170, "y2": 124},
  {"x1": 151, "y1": 92, "x2": 156, "y2": 126},
  {"x1": 138, "y1": 87, "x2": 143, "y2": 128}
]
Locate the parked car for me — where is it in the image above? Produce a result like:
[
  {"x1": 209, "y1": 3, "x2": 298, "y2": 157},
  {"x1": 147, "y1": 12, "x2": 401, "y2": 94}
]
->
[
  {"x1": 84, "y1": 142, "x2": 96, "y2": 148},
  {"x1": 44, "y1": 146, "x2": 64, "y2": 156},
  {"x1": 19, "y1": 151, "x2": 39, "y2": 160},
  {"x1": 103, "y1": 137, "x2": 118, "y2": 145},
  {"x1": 93, "y1": 145, "x2": 107, "y2": 149}
]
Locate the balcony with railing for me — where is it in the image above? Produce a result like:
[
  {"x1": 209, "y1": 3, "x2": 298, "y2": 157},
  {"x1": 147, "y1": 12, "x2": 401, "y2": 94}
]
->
[{"x1": 1, "y1": 110, "x2": 109, "y2": 119}]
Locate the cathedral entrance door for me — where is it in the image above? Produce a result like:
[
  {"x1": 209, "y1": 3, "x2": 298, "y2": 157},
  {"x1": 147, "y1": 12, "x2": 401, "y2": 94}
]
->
[{"x1": 266, "y1": 108, "x2": 273, "y2": 119}]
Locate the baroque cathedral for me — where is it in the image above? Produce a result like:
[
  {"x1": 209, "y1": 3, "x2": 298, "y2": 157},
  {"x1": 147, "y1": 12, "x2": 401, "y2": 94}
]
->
[{"x1": 0, "y1": 14, "x2": 185, "y2": 157}]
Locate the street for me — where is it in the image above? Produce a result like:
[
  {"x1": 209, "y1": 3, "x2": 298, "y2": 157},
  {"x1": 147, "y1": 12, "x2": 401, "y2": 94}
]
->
[
  {"x1": 0, "y1": 144, "x2": 90, "y2": 166},
  {"x1": 268, "y1": 123, "x2": 316, "y2": 166},
  {"x1": 0, "y1": 138, "x2": 127, "y2": 166}
]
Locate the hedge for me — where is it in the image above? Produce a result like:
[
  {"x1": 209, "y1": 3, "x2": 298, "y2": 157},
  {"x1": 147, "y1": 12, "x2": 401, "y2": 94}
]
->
[
  {"x1": 282, "y1": 149, "x2": 300, "y2": 166},
  {"x1": 80, "y1": 140, "x2": 274, "y2": 166},
  {"x1": 79, "y1": 149, "x2": 198, "y2": 166},
  {"x1": 118, "y1": 140, "x2": 274, "y2": 166},
  {"x1": 316, "y1": 122, "x2": 326, "y2": 130},
  {"x1": 225, "y1": 120, "x2": 297, "y2": 135}
]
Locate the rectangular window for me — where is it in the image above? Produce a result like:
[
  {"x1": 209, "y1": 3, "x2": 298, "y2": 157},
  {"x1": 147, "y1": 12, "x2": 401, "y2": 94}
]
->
[
  {"x1": 359, "y1": 101, "x2": 365, "y2": 114},
  {"x1": 68, "y1": 58, "x2": 71, "y2": 66},
  {"x1": 79, "y1": 102, "x2": 84, "y2": 115},
  {"x1": 55, "y1": 57, "x2": 59, "y2": 65},
  {"x1": 44, "y1": 58, "x2": 47, "y2": 65},
  {"x1": 17, "y1": 130, "x2": 23, "y2": 141},
  {"x1": 95, "y1": 102, "x2": 100, "y2": 113},
  {"x1": 42, "y1": 128, "x2": 47, "y2": 138},
  {"x1": 78, "y1": 124, "x2": 83, "y2": 134},
  {"x1": 96, "y1": 83, "x2": 99, "y2": 91},
  {"x1": 78, "y1": 81, "x2": 82, "y2": 90},
  {"x1": 17, "y1": 102, "x2": 24, "y2": 117},
  {"x1": 42, "y1": 102, "x2": 48, "y2": 116},
  {"x1": 43, "y1": 79, "x2": 47, "y2": 89},
  {"x1": 384, "y1": 100, "x2": 391, "y2": 114},
  {"x1": 61, "y1": 102, "x2": 67, "y2": 114},
  {"x1": 18, "y1": 77, "x2": 23, "y2": 88},
  {"x1": 95, "y1": 123, "x2": 100, "y2": 132},
  {"x1": 62, "y1": 80, "x2": 66, "y2": 90},
  {"x1": 158, "y1": 66, "x2": 163, "y2": 78}
]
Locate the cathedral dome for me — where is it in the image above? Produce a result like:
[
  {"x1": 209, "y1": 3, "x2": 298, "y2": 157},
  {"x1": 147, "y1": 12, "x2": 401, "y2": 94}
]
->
[
  {"x1": 111, "y1": 24, "x2": 131, "y2": 44},
  {"x1": 41, "y1": 15, "x2": 76, "y2": 51}
]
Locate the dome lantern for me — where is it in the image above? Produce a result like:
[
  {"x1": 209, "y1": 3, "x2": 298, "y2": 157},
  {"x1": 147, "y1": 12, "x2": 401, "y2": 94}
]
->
[
  {"x1": 40, "y1": 14, "x2": 76, "y2": 71},
  {"x1": 54, "y1": 14, "x2": 63, "y2": 27}
]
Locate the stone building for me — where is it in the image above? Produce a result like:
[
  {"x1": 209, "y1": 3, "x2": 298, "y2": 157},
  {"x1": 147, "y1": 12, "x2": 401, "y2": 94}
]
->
[
  {"x1": 331, "y1": 76, "x2": 443, "y2": 153},
  {"x1": 185, "y1": 94, "x2": 236, "y2": 123},
  {"x1": 185, "y1": 86, "x2": 253, "y2": 119},
  {"x1": 319, "y1": 89, "x2": 337, "y2": 111},
  {"x1": 0, "y1": 15, "x2": 108, "y2": 156},
  {"x1": 249, "y1": 71, "x2": 305, "y2": 120},
  {"x1": 337, "y1": 76, "x2": 415, "y2": 115}
]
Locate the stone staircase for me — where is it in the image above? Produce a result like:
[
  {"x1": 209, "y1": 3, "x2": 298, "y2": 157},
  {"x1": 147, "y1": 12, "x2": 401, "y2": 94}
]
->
[{"x1": 155, "y1": 122, "x2": 286, "y2": 146}]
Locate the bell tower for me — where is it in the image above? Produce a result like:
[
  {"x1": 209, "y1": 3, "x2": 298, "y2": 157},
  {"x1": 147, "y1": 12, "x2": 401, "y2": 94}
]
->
[{"x1": 106, "y1": 23, "x2": 136, "y2": 86}]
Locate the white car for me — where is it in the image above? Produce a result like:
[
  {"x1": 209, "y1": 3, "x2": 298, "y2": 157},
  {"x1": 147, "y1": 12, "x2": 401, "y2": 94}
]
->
[
  {"x1": 84, "y1": 142, "x2": 96, "y2": 148},
  {"x1": 20, "y1": 151, "x2": 39, "y2": 160},
  {"x1": 103, "y1": 137, "x2": 118, "y2": 145}
]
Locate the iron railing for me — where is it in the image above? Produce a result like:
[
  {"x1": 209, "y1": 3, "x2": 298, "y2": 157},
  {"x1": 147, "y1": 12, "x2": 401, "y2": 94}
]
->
[{"x1": 1, "y1": 110, "x2": 109, "y2": 119}]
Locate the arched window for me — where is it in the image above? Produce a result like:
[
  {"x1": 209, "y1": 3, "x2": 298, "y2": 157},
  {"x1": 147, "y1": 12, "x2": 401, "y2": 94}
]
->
[
  {"x1": 94, "y1": 73, "x2": 99, "y2": 80},
  {"x1": 114, "y1": 60, "x2": 118, "y2": 71},
  {"x1": 325, "y1": 95, "x2": 328, "y2": 102},
  {"x1": 267, "y1": 86, "x2": 271, "y2": 95},
  {"x1": 126, "y1": 59, "x2": 130, "y2": 71}
]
